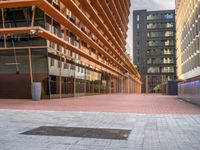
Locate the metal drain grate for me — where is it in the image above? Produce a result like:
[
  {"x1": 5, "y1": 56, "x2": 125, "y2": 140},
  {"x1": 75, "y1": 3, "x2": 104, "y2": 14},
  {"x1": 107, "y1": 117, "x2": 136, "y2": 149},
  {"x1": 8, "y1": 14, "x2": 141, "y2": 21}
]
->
[{"x1": 21, "y1": 126, "x2": 131, "y2": 140}]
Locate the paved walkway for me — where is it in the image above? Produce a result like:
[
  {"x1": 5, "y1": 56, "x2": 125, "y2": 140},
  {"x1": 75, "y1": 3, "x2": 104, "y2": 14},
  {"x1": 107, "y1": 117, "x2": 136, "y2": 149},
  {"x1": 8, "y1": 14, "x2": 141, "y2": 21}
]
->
[
  {"x1": 0, "y1": 110, "x2": 200, "y2": 150},
  {"x1": 0, "y1": 94, "x2": 200, "y2": 150},
  {"x1": 0, "y1": 94, "x2": 200, "y2": 114}
]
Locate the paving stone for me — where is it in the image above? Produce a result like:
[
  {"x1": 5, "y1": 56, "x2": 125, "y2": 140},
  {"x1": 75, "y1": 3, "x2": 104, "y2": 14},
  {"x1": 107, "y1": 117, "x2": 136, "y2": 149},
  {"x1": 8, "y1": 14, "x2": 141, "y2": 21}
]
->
[
  {"x1": 0, "y1": 94, "x2": 200, "y2": 150},
  {"x1": 0, "y1": 94, "x2": 200, "y2": 114}
]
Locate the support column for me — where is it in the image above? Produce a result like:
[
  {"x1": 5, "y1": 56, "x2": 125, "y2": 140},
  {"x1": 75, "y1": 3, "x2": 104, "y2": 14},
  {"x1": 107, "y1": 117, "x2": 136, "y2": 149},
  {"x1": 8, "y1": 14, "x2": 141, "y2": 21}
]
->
[
  {"x1": 84, "y1": 66, "x2": 87, "y2": 95},
  {"x1": 1, "y1": 8, "x2": 7, "y2": 48},
  {"x1": 59, "y1": 54, "x2": 62, "y2": 99},
  {"x1": 74, "y1": 62, "x2": 76, "y2": 97},
  {"x1": 146, "y1": 75, "x2": 148, "y2": 95},
  {"x1": 121, "y1": 76, "x2": 124, "y2": 93},
  {"x1": 98, "y1": 72, "x2": 101, "y2": 94},
  {"x1": 28, "y1": 48, "x2": 33, "y2": 84}
]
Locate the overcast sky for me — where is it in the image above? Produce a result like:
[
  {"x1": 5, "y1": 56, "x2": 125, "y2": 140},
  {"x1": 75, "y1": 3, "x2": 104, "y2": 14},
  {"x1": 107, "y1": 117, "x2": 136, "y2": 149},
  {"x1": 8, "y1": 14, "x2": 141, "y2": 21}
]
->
[{"x1": 126, "y1": 0, "x2": 175, "y2": 58}]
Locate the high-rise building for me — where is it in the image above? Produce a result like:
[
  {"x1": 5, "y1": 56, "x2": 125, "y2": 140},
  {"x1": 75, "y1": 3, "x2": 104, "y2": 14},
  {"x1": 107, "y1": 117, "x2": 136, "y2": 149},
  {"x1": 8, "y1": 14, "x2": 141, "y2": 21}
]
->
[
  {"x1": 133, "y1": 9, "x2": 177, "y2": 93},
  {"x1": 176, "y1": 0, "x2": 200, "y2": 104},
  {"x1": 0, "y1": 0, "x2": 141, "y2": 99}
]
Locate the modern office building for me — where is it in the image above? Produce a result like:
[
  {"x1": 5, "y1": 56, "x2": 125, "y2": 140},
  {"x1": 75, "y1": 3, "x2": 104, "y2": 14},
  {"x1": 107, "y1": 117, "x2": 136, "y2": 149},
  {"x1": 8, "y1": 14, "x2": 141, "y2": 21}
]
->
[
  {"x1": 0, "y1": 0, "x2": 141, "y2": 99},
  {"x1": 133, "y1": 9, "x2": 176, "y2": 93},
  {"x1": 176, "y1": 0, "x2": 200, "y2": 104}
]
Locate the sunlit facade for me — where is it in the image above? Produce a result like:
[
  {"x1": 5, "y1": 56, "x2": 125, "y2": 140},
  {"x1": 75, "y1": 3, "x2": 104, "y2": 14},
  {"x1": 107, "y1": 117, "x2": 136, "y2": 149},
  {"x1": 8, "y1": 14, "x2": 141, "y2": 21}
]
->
[
  {"x1": 176, "y1": 0, "x2": 200, "y2": 104},
  {"x1": 0, "y1": 0, "x2": 141, "y2": 99}
]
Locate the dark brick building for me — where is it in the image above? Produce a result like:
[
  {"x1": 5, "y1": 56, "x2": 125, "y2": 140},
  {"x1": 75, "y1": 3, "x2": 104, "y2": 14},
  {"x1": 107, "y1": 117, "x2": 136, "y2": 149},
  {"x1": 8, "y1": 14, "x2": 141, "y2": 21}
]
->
[{"x1": 133, "y1": 9, "x2": 176, "y2": 93}]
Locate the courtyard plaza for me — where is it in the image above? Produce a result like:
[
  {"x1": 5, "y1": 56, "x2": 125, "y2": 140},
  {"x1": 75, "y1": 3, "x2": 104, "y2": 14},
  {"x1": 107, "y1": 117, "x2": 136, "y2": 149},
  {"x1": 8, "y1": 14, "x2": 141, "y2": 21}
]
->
[{"x1": 0, "y1": 94, "x2": 200, "y2": 150}]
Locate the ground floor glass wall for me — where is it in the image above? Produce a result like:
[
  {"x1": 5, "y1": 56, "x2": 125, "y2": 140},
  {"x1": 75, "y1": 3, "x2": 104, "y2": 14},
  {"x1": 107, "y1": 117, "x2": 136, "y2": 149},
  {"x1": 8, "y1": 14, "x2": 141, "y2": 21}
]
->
[
  {"x1": 0, "y1": 48, "x2": 49, "y2": 99},
  {"x1": 48, "y1": 57, "x2": 125, "y2": 98},
  {"x1": 0, "y1": 48, "x2": 141, "y2": 99}
]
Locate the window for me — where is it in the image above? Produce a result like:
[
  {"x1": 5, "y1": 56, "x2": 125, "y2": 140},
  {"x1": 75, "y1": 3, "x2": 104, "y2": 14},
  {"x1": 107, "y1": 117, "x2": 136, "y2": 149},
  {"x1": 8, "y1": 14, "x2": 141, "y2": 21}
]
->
[
  {"x1": 57, "y1": 61, "x2": 62, "y2": 68},
  {"x1": 53, "y1": 0, "x2": 59, "y2": 5},
  {"x1": 163, "y1": 58, "x2": 174, "y2": 64},
  {"x1": 161, "y1": 67, "x2": 174, "y2": 73},
  {"x1": 147, "y1": 67, "x2": 160, "y2": 73},
  {"x1": 148, "y1": 32, "x2": 163, "y2": 38},
  {"x1": 50, "y1": 58, "x2": 54, "y2": 66},
  {"x1": 137, "y1": 24, "x2": 140, "y2": 29},
  {"x1": 137, "y1": 15, "x2": 140, "y2": 21},
  {"x1": 4, "y1": 7, "x2": 32, "y2": 28},
  {"x1": 78, "y1": 66, "x2": 80, "y2": 72},
  {"x1": 163, "y1": 49, "x2": 173, "y2": 55},
  {"x1": 64, "y1": 63, "x2": 69, "y2": 69},
  {"x1": 166, "y1": 22, "x2": 174, "y2": 28},
  {"x1": 147, "y1": 58, "x2": 152, "y2": 64},
  {"x1": 164, "y1": 13, "x2": 174, "y2": 19},
  {"x1": 165, "y1": 31, "x2": 174, "y2": 37},
  {"x1": 66, "y1": 8, "x2": 71, "y2": 18},
  {"x1": 164, "y1": 40, "x2": 174, "y2": 46},
  {"x1": 147, "y1": 14, "x2": 160, "y2": 20},
  {"x1": 148, "y1": 40, "x2": 159, "y2": 47},
  {"x1": 70, "y1": 64, "x2": 75, "y2": 70},
  {"x1": 0, "y1": 34, "x2": 4, "y2": 48}
]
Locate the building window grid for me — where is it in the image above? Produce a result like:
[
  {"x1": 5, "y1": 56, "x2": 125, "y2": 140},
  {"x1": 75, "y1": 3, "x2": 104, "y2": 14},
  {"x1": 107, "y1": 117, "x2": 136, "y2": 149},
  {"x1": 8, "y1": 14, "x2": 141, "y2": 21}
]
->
[{"x1": 177, "y1": 1, "x2": 200, "y2": 75}]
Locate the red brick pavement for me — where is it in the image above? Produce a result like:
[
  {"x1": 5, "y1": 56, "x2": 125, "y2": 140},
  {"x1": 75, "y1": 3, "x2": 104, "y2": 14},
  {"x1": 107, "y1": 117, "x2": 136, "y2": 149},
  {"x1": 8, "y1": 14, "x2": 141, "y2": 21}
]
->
[{"x1": 0, "y1": 94, "x2": 199, "y2": 114}]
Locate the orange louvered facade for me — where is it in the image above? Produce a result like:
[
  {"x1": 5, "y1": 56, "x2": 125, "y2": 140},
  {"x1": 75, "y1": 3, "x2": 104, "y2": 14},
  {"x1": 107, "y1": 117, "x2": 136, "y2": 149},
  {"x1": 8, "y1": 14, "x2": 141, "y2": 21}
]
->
[{"x1": 0, "y1": 0, "x2": 141, "y2": 99}]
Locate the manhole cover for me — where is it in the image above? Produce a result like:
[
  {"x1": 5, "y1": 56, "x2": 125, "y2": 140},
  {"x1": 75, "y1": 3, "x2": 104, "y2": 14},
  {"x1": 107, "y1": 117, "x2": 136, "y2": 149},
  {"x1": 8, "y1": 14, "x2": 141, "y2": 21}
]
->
[{"x1": 21, "y1": 126, "x2": 131, "y2": 140}]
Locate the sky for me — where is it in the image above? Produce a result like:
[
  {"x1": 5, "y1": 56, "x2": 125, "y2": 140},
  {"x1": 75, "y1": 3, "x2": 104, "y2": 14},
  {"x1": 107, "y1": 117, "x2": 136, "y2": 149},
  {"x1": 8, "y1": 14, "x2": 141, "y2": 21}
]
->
[{"x1": 126, "y1": 0, "x2": 175, "y2": 58}]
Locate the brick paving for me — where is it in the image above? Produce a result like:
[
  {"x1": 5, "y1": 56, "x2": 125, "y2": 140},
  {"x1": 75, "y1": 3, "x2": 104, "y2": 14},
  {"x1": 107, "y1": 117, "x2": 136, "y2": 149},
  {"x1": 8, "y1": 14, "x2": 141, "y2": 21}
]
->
[
  {"x1": 0, "y1": 94, "x2": 199, "y2": 114},
  {"x1": 0, "y1": 94, "x2": 200, "y2": 150},
  {"x1": 0, "y1": 110, "x2": 200, "y2": 150}
]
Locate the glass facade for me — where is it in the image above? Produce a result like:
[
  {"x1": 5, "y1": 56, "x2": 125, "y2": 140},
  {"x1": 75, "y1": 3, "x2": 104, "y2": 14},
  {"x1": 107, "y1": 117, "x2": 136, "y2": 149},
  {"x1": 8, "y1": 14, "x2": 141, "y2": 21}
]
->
[
  {"x1": 0, "y1": 48, "x2": 48, "y2": 98},
  {"x1": 48, "y1": 56, "x2": 123, "y2": 98},
  {"x1": 0, "y1": 7, "x2": 48, "y2": 98}
]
